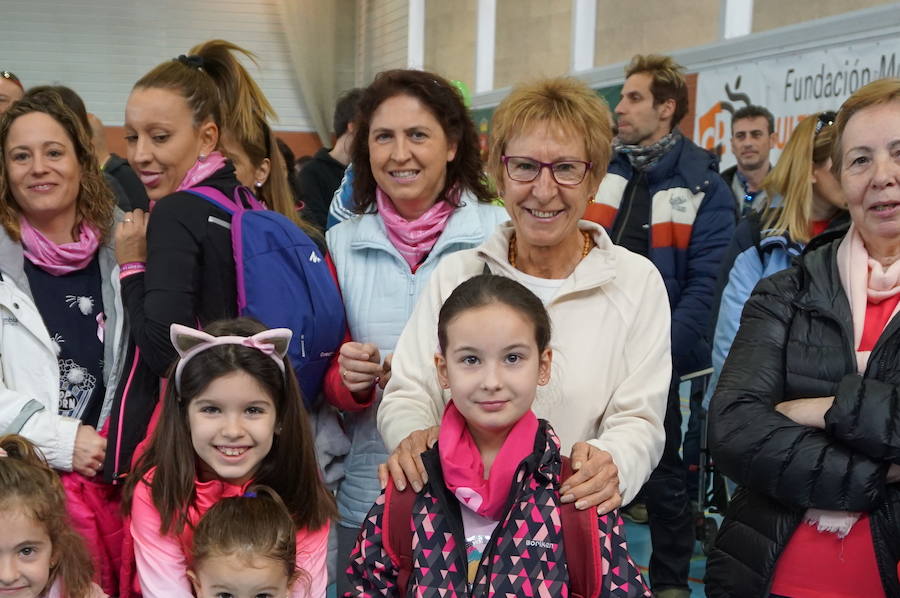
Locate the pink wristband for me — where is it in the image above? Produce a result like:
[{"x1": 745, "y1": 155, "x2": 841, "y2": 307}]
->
[{"x1": 119, "y1": 262, "x2": 145, "y2": 279}]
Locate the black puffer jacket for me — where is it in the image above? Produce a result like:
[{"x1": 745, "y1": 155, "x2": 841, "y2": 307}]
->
[{"x1": 705, "y1": 235, "x2": 900, "y2": 597}]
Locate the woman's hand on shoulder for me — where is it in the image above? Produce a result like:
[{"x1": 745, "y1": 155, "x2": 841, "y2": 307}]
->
[
  {"x1": 378, "y1": 426, "x2": 440, "y2": 493},
  {"x1": 73, "y1": 424, "x2": 106, "y2": 477},
  {"x1": 560, "y1": 443, "x2": 622, "y2": 515},
  {"x1": 338, "y1": 342, "x2": 384, "y2": 397},
  {"x1": 115, "y1": 209, "x2": 149, "y2": 265}
]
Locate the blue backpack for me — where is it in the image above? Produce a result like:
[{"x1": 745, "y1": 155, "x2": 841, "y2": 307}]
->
[{"x1": 186, "y1": 185, "x2": 345, "y2": 408}]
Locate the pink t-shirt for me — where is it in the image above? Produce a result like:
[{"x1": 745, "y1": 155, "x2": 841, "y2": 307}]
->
[
  {"x1": 130, "y1": 470, "x2": 329, "y2": 598},
  {"x1": 460, "y1": 504, "x2": 499, "y2": 583},
  {"x1": 45, "y1": 579, "x2": 107, "y2": 598}
]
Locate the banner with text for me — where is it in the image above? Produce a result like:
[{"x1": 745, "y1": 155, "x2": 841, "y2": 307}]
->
[{"x1": 694, "y1": 39, "x2": 898, "y2": 169}]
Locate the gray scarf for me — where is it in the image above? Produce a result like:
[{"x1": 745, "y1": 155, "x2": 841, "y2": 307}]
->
[{"x1": 614, "y1": 129, "x2": 680, "y2": 171}]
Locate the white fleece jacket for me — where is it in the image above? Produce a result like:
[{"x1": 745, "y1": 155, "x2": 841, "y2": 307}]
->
[{"x1": 378, "y1": 221, "x2": 671, "y2": 504}]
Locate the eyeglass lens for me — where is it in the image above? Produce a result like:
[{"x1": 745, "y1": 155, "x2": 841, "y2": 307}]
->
[{"x1": 506, "y1": 157, "x2": 588, "y2": 185}]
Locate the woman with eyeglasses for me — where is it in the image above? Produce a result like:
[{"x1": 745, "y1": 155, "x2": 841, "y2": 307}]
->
[
  {"x1": 706, "y1": 79, "x2": 900, "y2": 598},
  {"x1": 322, "y1": 68, "x2": 507, "y2": 594},
  {"x1": 374, "y1": 77, "x2": 671, "y2": 545},
  {"x1": 0, "y1": 70, "x2": 24, "y2": 114},
  {"x1": 705, "y1": 111, "x2": 848, "y2": 406}
]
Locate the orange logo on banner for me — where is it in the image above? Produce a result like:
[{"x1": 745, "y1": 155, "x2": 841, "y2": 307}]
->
[{"x1": 695, "y1": 76, "x2": 811, "y2": 160}]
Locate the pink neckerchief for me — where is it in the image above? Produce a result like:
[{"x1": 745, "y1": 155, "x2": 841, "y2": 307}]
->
[
  {"x1": 376, "y1": 186, "x2": 456, "y2": 270},
  {"x1": 837, "y1": 224, "x2": 900, "y2": 373},
  {"x1": 20, "y1": 217, "x2": 101, "y2": 276},
  {"x1": 438, "y1": 400, "x2": 538, "y2": 521},
  {"x1": 175, "y1": 151, "x2": 228, "y2": 193}
]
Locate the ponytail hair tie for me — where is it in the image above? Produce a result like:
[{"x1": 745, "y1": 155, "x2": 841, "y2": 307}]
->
[
  {"x1": 243, "y1": 491, "x2": 257, "y2": 498},
  {"x1": 174, "y1": 54, "x2": 205, "y2": 70}
]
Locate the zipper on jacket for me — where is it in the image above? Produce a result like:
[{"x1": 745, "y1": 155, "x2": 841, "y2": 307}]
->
[
  {"x1": 613, "y1": 170, "x2": 645, "y2": 245},
  {"x1": 112, "y1": 346, "x2": 142, "y2": 482},
  {"x1": 474, "y1": 460, "x2": 533, "y2": 594},
  {"x1": 421, "y1": 450, "x2": 472, "y2": 593}
]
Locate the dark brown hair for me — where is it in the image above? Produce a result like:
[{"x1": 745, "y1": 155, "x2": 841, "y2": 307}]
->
[
  {"x1": 191, "y1": 485, "x2": 304, "y2": 587},
  {"x1": 0, "y1": 89, "x2": 115, "y2": 241},
  {"x1": 625, "y1": 54, "x2": 689, "y2": 129},
  {"x1": 0, "y1": 435, "x2": 96, "y2": 598},
  {"x1": 123, "y1": 318, "x2": 335, "y2": 536},
  {"x1": 350, "y1": 69, "x2": 493, "y2": 213},
  {"x1": 133, "y1": 39, "x2": 317, "y2": 237},
  {"x1": 437, "y1": 274, "x2": 551, "y2": 354}
]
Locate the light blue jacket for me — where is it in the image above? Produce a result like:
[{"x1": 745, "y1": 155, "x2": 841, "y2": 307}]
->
[
  {"x1": 325, "y1": 193, "x2": 507, "y2": 527},
  {"x1": 703, "y1": 218, "x2": 802, "y2": 408}
]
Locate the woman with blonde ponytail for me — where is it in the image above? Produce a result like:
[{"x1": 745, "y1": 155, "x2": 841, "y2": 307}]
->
[{"x1": 705, "y1": 111, "x2": 848, "y2": 405}]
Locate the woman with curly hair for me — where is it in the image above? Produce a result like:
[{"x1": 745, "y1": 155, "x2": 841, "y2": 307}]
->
[{"x1": 0, "y1": 88, "x2": 131, "y2": 593}]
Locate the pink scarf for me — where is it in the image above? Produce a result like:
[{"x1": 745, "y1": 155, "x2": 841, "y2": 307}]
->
[
  {"x1": 176, "y1": 151, "x2": 229, "y2": 193},
  {"x1": 438, "y1": 401, "x2": 538, "y2": 521},
  {"x1": 837, "y1": 224, "x2": 900, "y2": 373},
  {"x1": 376, "y1": 186, "x2": 456, "y2": 270},
  {"x1": 804, "y1": 225, "x2": 900, "y2": 538},
  {"x1": 20, "y1": 217, "x2": 101, "y2": 276}
]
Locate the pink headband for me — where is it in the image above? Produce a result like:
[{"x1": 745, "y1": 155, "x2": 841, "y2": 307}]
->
[{"x1": 170, "y1": 324, "x2": 292, "y2": 394}]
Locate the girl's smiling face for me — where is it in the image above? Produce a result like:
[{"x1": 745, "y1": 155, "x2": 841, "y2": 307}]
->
[
  {"x1": 435, "y1": 301, "x2": 551, "y2": 446},
  {"x1": 187, "y1": 370, "x2": 278, "y2": 486},
  {"x1": 0, "y1": 507, "x2": 53, "y2": 598}
]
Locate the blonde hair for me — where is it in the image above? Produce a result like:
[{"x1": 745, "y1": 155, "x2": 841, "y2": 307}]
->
[
  {"x1": 0, "y1": 90, "x2": 115, "y2": 242},
  {"x1": 625, "y1": 54, "x2": 689, "y2": 128},
  {"x1": 487, "y1": 77, "x2": 613, "y2": 194},
  {"x1": 831, "y1": 78, "x2": 900, "y2": 178},
  {"x1": 0, "y1": 435, "x2": 96, "y2": 598},
  {"x1": 761, "y1": 112, "x2": 836, "y2": 243}
]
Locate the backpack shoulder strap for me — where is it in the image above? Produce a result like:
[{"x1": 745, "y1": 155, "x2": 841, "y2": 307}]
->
[
  {"x1": 184, "y1": 185, "x2": 242, "y2": 214},
  {"x1": 560, "y1": 456, "x2": 603, "y2": 598},
  {"x1": 383, "y1": 480, "x2": 417, "y2": 594}
]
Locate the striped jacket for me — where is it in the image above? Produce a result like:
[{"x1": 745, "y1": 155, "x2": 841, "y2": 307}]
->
[
  {"x1": 589, "y1": 136, "x2": 734, "y2": 374},
  {"x1": 345, "y1": 420, "x2": 649, "y2": 597}
]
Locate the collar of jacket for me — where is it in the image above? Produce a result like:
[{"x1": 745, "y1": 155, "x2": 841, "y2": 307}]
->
[
  {"x1": 793, "y1": 238, "x2": 852, "y2": 322},
  {"x1": 610, "y1": 135, "x2": 720, "y2": 194},
  {"x1": 476, "y1": 220, "x2": 618, "y2": 294},
  {"x1": 348, "y1": 190, "x2": 488, "y2": 258},
  {"x1": 421, "y1": 419, "x2": 563, "y2": 512}
]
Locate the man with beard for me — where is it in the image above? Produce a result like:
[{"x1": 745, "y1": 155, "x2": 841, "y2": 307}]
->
[
  {"x1": 589, "y1": 54, "x2": 734, "y2": 598},
  {"x1": 720, "y1": 105, "x2": 777, "y2": 218}
]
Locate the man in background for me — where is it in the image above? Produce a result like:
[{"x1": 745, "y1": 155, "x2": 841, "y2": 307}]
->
[
  {"x1": 296, "y1": 88, "x2": 363, "y2": 232},
  {"x1": 720, "y1": 105, "x2": 777, "y2": 219},
  {"x1": 591, "y1": 54, "x2": 734, "y2": 598}
]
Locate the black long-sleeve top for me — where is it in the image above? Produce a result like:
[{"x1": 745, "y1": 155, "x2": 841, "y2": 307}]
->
[{"x1": 121, "y1": 165, "x2": 239, "y2": 377}]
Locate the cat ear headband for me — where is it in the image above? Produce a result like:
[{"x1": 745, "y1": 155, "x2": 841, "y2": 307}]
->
[{"x1": 170, "y1": 324, "x2": 292, "y2": 394}]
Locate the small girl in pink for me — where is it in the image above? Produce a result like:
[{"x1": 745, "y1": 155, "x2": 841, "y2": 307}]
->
[
  {"x1": 122, "y1": 318, "x2": 336, "y2": 598},
  {"x1": 0, "y1": 434, "x2": 106, "y2": 598}
]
